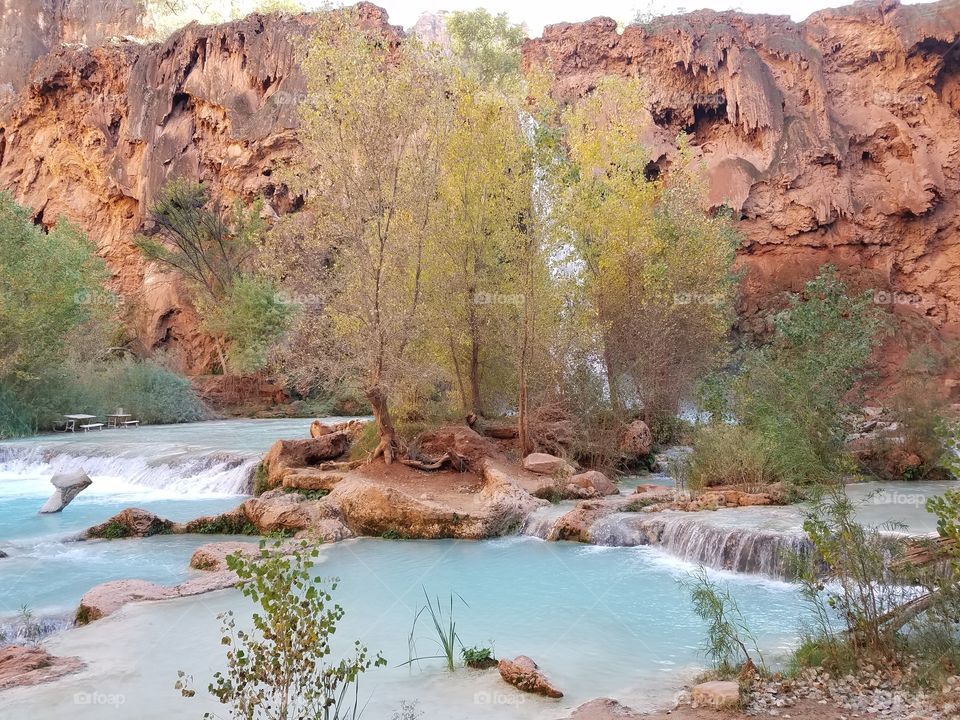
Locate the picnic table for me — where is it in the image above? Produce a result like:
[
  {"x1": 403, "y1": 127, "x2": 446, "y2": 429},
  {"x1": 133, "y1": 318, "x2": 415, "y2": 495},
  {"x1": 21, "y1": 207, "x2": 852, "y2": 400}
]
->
[
  {"x1": 106, "y1": 413, "x2": 131, "y2": 428},
  {"x1": 62, "y1": 414, "x2": 100, "y2": 432}
]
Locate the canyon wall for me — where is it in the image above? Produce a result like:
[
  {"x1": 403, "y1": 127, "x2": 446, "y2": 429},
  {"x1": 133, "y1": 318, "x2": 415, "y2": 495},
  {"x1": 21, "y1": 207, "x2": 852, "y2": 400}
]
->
[
  {"x1": 0, "y1": 0, "x2": 146, "y2": 97},
  {"x1": 0, "y1": 1, "x2": 958, "y2": 391},
  {"x1": 525, "y1": 0, "x2": 960, "y2": 393}
]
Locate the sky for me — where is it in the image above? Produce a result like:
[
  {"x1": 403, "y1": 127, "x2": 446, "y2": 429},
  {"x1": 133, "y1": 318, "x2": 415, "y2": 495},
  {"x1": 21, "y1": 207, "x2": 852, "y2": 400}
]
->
[{"x1": 293, "y1": 0, "x2": 930, "y2": 34}]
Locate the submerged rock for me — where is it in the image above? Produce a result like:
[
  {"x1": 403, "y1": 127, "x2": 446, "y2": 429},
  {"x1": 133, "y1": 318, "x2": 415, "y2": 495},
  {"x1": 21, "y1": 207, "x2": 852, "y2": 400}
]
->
[
  {"x1": 189, "y1": 541, "x2": 261, "y2": 572},
  {"x1": 85, "y1": 508, "x2": 174, "y2": 539},
  {"x1": 567, "y1": 698, "x2": 643, "y2": 719},
  {"x1": 0, "y1": 644, "x2": 84, "y2": 691},
  {"x1": 38, "y1": 471, "x2": 92, "y2": 513},
  {"x1": 497, "y1": 655, "x2": 563, "y2": 698}
]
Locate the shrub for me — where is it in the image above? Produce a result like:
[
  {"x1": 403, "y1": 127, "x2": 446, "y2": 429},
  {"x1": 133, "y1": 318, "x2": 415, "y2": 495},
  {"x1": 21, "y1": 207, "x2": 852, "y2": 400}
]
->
[
  {"x1": 688, "y1": 267, "x2": 885, "y2": 490},
  {"x1": 461, "y1": 645, "x2": 497, "y2": 669},
  {"x1": 177, "y1": 539, "x2": 385, "y2": 719},
  {"x1": 684, "y1": 565, "x2": 766, "y2": 677}
]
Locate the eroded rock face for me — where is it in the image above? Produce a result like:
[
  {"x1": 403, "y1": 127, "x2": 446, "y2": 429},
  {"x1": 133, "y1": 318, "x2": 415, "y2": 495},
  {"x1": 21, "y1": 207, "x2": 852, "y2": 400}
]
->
[
  {"x1": 261, "y1": 434, "x2": 353, "y2": 491},
  {"x1": 524, "y1": 1, "x2": 960, "y2": 394},
  {"x1": 0, "y1": 3, "x2": 402, "y2": 373},
  {"x1": 0, "y1": 0, "x2": 146, "y2": 98},
  {"x1": 3, "y1": 1, "x2": 957, "y2": 387}
]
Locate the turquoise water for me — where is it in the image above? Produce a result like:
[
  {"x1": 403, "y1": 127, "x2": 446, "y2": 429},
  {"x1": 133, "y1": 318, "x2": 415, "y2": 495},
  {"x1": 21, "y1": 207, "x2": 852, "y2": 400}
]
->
[
  {"x1": 0, "y1": 420, "x2": 360, "y2": 618},
  {"x1": 2, "y1": 538, "x2": 806, "y2": 719}
]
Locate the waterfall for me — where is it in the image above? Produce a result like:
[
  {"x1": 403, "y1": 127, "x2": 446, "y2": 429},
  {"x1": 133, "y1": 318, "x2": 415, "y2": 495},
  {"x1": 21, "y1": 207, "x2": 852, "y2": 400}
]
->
[
  {"x1": 521, "y1": 501, "x2": 578, "y2": 539},
  {"x1": 590, "y1": 511, "x2": 812, "y2": 579},
  {"x1": 0, "y1": 445, "x2": 255, "y2": 495}
]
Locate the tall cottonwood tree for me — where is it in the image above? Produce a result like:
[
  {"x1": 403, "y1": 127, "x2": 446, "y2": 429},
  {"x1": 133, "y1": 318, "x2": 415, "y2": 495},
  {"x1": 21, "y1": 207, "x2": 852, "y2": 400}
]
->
[
  {"x1": 423, "y1": 77, "x2": 533, "y2": 416},
  {"x1": 280, "y1": 9, "x2": 453, "y2": 462},
  {"x1": 562, "y1": 76, "x2": 738, "y2": 430}
]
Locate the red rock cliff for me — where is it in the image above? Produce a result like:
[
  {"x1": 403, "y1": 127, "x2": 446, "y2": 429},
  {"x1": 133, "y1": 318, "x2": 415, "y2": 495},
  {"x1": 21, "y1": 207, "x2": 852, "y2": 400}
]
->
[
  {"x1": 524, "y1": 0, "x2": 960, "y2": 394},
  {"x1": 0, "y1": 1, "x2": 957, "y2": 391}
]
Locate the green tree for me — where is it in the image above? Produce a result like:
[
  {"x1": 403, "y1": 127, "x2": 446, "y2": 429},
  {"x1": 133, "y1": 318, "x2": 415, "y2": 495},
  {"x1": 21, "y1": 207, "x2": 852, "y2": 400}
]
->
[
  {"x1": 137, "y1": 179, "x2": 288, "y2": 374},
  {"x1": 446, "y1": 9, "x2": 526, "y2": 89},
  {"x1": 422, "y1": 77, "x2": 533, "y2": 416},
  {"x1": 0, "y1": 193, "x2": 112, "y2": 435},
  {"x1": 562, "y1": 76, "x2": 738, "y2": 429},
  {"x1": 177, "y1": 540, "x2": 385, "y2": 720},
  {"x1": 276, "y1": 8, "x2": 454, "y2": 462}
]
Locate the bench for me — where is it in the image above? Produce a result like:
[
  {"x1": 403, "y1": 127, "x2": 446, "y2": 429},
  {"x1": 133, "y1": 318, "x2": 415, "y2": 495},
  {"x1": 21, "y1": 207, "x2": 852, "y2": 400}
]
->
[
  {"x1": 122, "y1": 420, "x2": 140, "y2": 428},
  {"x1": 80, "y1": 423, "x2": 104, "y2": 432}
]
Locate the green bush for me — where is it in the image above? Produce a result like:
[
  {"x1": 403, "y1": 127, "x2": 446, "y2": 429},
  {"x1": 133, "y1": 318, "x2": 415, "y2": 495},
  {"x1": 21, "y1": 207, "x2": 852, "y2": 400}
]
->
[{"x1": 688, "y1": 267, "x2": 885, "y2": 490}]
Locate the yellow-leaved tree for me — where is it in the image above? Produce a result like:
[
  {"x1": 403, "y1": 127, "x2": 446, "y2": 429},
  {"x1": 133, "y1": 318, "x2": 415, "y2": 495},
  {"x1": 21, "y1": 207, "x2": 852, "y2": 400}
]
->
[
  {"x1": 563, "y1": 76, "x2": 739, "y2": 436},
  {"x1": 275, "y1": 8, "x2": 454, "y2": 462}
]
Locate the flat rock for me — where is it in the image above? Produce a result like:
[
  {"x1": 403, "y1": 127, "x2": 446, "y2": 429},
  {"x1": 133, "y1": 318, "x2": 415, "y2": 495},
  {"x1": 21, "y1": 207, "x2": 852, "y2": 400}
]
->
[
  {"x1": 76, "y1": 571, "x2": 238, "y2": 624},
  {"x1": 39, "y1": 470, "x2": 92, "y2": 513},
  {"x1": 0, "y1": 644, "x2": 85, "y2": 691},
  {"x1": 497, "y1": 655, "x2": 563, "y2": 698},
  {"x1": 568, "y1": 698, "x2": 644, "y2": 719},
  {"x1": 522, "y1": 452, "x2": 574, "y2": 476},
  {"x1": 692, "y1": 680, "x2": 741, "y2": 709}
]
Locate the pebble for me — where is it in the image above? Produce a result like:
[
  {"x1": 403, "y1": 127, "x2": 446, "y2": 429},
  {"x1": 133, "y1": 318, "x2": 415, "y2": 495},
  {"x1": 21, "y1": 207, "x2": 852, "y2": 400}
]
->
[{"x1": 743, "y1": 667, "x2": 958, "y2": 719}]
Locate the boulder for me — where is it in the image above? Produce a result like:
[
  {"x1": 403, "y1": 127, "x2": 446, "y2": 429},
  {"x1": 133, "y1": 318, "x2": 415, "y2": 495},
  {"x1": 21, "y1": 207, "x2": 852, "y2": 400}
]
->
[
  {"x1": 38, "y1": 471, "x2": 92, "y2": 513},
  {"x1": 189, "y1": 541, "x2": 260, "y2": 571},
  {"x1": 691, "y1": 680, "x2": 741, "y2": 709},
  {"x1": 0, "y1": 645, "x2": 84, "y2": 691},
  {"x1": 497, "y1": 655, "x2": 563, "y2": 698},
  {"x1": 620, "y1": 420, "x2": 653, "y2": 458},
  {"x1": 523, "y1": 452, "x2": 574, "y2": 476},
  {"x1": 261, "y1": 433, "x2": 353, "y2": 490},
  {"x1": 309, "y1": 419, "x2": 333, "y2": 437},
  {"x1": 567, "y1": 698, "x2": 643, "y2": 719},
  {"x1": 85, "y1": 507, "x2": 173, "y2": 538},
  {"x1": 566, "y1": 471, "x2": 618, "y2": 498}
]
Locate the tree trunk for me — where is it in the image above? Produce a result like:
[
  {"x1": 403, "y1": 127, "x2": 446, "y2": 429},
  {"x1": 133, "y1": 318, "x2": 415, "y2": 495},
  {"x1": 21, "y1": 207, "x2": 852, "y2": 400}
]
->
[
  {"x1": 469, "y1": 334, "x2": 483, "y2": 417},
  {"x1": 213, "y1": 336, "x2": 230, "y2": 375},
  {"x1": 518, "y1": 299, "x2": 533, "y2": 456},
  {"x1": 603, "y1": 342, "x2": 622, "y2": 414},
  {"x1": 365, "y1": 385, "x2": 398, "y2": 464}
]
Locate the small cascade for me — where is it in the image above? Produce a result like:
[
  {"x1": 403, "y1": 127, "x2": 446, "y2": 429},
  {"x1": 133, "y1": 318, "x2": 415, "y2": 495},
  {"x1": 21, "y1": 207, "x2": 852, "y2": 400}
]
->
[
  {"x1": 590, "y1": 511, "x2": 812, "y2": 579},
  {"x1": 0, "y1": 445, "x2": 255, "y2": 495},
  {"x1": 521, "y1": 502, "x2": 578, "y2": 539},
  {"x1": 0, "y1": 611, "x2": 73, "y2": 646}
]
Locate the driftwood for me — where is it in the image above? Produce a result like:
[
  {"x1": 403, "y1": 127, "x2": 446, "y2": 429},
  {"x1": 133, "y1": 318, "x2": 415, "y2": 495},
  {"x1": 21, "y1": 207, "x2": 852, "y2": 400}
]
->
[
  {"x1": 891, "y1": 537, "x2": 958, "y2": 571},
  {"x1": 398, "y1": 451, "x2": 469, "y2": 472}
]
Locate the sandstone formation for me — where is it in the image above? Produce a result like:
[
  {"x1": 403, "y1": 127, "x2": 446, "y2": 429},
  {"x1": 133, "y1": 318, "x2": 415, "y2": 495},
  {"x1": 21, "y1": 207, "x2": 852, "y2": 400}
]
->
[
  {"x1": 620, "y1": 420, "x2": 654, "y2": 458},
  {"x1": 0, "y1": 0, "x2": 146, "y2": 97},
  {"x1": 2, "y1": 2, "x2": 958, "y2": 390},
  {"x1": 0, "y1": 3, "x2": 401, "y2": 373},
  {"x1": 261, "y1": 433, "x2": 354, "y2": 491},
  {"x1": 75, "y1": 571, "x2": 237, "y2": 624},
  {"x1": 497, "y1": 655, "x2": 564, "y2": 698},
  {"x1": 691, "y1": 680, "x2": 742, "y2": 709},
  {"x1": 38, "y1": 470, "x2": 92, "y2": 513},
  {"x1": 0, "y1": 644, "x2": 84, "y2": 691},
  {"x1": 188, "y1": 540, "x2": 260, "y2": 571},
  {"x1": 523, "y1": 0, "x2": 960, "y2": 396}
]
